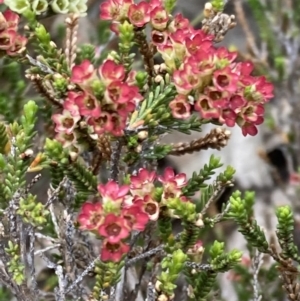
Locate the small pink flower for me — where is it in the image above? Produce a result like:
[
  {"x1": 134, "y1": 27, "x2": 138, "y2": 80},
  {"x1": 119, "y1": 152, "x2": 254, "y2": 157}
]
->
[
  {"x1": 71, "y1": 60, "x2": 95, "y2": 84},
  {"x1": 228, "y1": 95, "x2": 247, "y2": 111},
  {"x1": 74, "y1": 91, "x2": 101, "y2": 118},
  {"x1": 123, "y1": 205, "x2": 149, "y2": 231},
  {"x1": 141, "y1": 196, "x2": 160, "y2": 221},
  {"x1": 215, "y1": 47, "x2": 237, "y2": 63},
  {"x1": 131, "y1": 195, "x2": 160, "y2": 221},
  {"x1": 158, "y1": 167, "x2": 187, "y2": 200},
  {"x1": 158, "y1": 167, "x2": 187, "y2": 188},
  {"x1": 109, "y1": 112, "x2": 127, "y2": 136},
  {"x1": 173, "y1": 65, "x2": 201, "y2": 95},
  {"x1": 98, "y1": 180, "x2": 129, "y2": 204},
  {"x1": 0, "y1": 29, "x2": 15, "y2": 50},
  {"x1": 149, "y1": 0, "x2": 163, "y2": 10},
  {"x1": 78, "y1": 202, "x2": 103, "y2": 230},
  {"x1": 213, "y1": 66, "x2": 239, "y2": 93},
  {"x1": 105, "y1": 81, "x2": 142, "y2": 105},
  {"x1": 100, "y1": 0, "x2": 132, "y2": 21},
  {"x1": 130, "y1": 168, "x2": 156, "y2": 197},
  {"x1": 185, "y1": 32, "x2": 213, "y2": 55},
  {"x1": 3, "y1": 10, "x2": 20, "y2": 29},
  {"x1": 55, "y1": 132, "x2": 79, "y2": 148},
  {"x1": 6, "y1": 34, "x2": 27, "y2": 56},
  {"x1": 168, "y1": 13, "x2": 190, "y2": 32},
  {"x1": 128, "y1": 1, "x2": 150, "y2": 27},
  {"x1": 151, "y1": 30, "x2": 168, "y2": 45},
  {"x1": 101, "y1": 240, "x2": 130, "y2": 262},
  {"x1": 52, "y1": 109, "x2": 80, "y2": 134},
  {"x1": 169, "y1": 95, "x2": 191, "y2": 119},
  {"x1": 63, "y1": 94, "x2": 80, "y2": 116},
  {"x1": 99, "y1": 59, "x2": 125, "y2": 85},
  {"x1": 98, "y1": 214, "x2": 130, "y2": 243},
  {"x1": 150, "y1": 6, "x2": 169, "y2": 30},
  {"x1": 194, "y1": 95, "x2": 221, "y2": 119},
  {"x1": 241, "y1": 123, "x2": 258, "y2": 136}
]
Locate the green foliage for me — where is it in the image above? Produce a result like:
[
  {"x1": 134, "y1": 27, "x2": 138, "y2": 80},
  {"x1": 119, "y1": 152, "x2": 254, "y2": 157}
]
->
[
  {"x1": 209, "y1": 241, "x2": 242, "y2": 272},
  {"x1": 17, "y1": 193, "x2": 49, "y2": 226},
  {"x1": 0, "y1": 101, "x2": 38, "y2": 204},
  {"x1": 0, "y1": 59, "x2": 27, "y2": 123},
  {"x1": 93, "y1": 261, "x2": 123, "y2": 300},
  {"x1": 32, "y1": 23, "x2": 69, "y2": 74},
  {"x1": 182, "y1": 155, "x2": 223, "y2": 197},
  {"x1": 157, "y1": 249, "x2": 187, "y2": 296},
  {"x1": 228, "y1": 191, "x2": 269, "y2": 253},
  {"x1": 211, "y1": 0, "x2": 226, "y2": 11},
  {"x1": 44, "y1": 139, "x2": 98, "y2": 207},
  {"x1": 5, "y1": 241, "x2": 25, "y2": 285},
  {"x1": 276, "y1": 205, "x2": 300, "y2": 262}
]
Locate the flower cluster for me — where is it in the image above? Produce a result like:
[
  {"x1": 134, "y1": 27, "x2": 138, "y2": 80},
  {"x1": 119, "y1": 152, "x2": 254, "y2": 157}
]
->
[
  {"x1": 3, "y1": 0, "x2": 88, "y2": 15},
  {"x1": 99, "y1": 0, "x2": 274, "y2": 136},
  {"x1": 78, "y1": 167, "x2": 189, "y2": 262},
  {"x1": 0, "y1": 9, "x2": 27, "y2": 57},
  {"x1": 52, "y1": 59, "x2": 142, "y2": 147}
]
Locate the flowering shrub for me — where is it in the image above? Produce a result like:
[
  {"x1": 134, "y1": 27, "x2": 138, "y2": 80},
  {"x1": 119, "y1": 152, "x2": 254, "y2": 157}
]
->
[{"x1": 0, "y1": 0, "x2": 299, "y2": 300}]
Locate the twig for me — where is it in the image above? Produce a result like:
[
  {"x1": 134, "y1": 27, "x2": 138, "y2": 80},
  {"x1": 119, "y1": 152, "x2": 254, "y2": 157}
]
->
[
  {"x1": 25, "y1": 54, "x2": 54, "y2": 74},
  {"x1": 65, "y1": 14, "x2": 79, "y2": 70},
  {"x1": 40, "y1": 253, "x2": 66, "y2": 301},
  {"x1": 168, "y1": 128, "x2": 231, "y2": 156},
  {"x1": 252, "y1": 250, "x2": 263, "y2": 301},
  {"x1": 65, "y1": 256, "x2": 100, "y2": 295},
  {"x1": 125, "y1": 245, "x2": 164, "y2": 267},
  {"x1": 201, "y1": 182, "x2": 226, "y2": 216},
  {"x1": 34, "y1": 244, "x2": 61, "y2": 256},
  {"x1": 45, "y1": 177, "x2": 68, "y2": 208},
  {"x1": 109, "y1": 140, "x2": 123, "y2": 182},
  {"x1": 28, "y1": 226, "x2": 39, "y2": 299},
  {"x1": 233, "y1": 0, "x2": 260, "y2": 58},
  {"x1": 146, "y1": 282, "x2": 156, "y2": 301}
]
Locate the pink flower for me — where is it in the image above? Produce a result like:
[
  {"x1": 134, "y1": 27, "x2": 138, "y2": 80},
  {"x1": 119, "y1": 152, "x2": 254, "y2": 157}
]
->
[
  {"x1": 173, "y1": 65, "x2": 201, "y2": 95},
  {"x1": 98, "y1": 214, "x2": 130, "y2": 243},
  {"x1": 3, "y1": 10, "x2": 20, "y2": 29},
  {"x1": 158, "y1": 167, "x2": 187, "y2": 187},
  {"x1": 128, "y1": 1, "x2": 150, "y2": 27},
  {"x1": 71, "y1": 60, "x2": 95, "y2": 84},
  {"x1": 138, "y1": 195, "x2": 160, "y2": 221},
  {"x1": 98, "y1": 180, "x2": 129, "y2": 205},
  {"x1": 74, "y1": 91, "x2": 101, "y2": 118},
  {"x1": 123, "y1": 205, "x2": 149, "y2": 231},
  {"x1": 185, "y1": 32, "x2": 213, "y2": 56},
  {"x1": 52, "y1": 109, "x2": 80, "y2": 134},
  {"x1": 100, "y1": 0, "x2": 132, "y2": 21},
  {"x1": 194, "y1": 95, "x2": 221, "y2": 119},
  {"x1": 99, "y1": 59, "x2": 125, "y2": 85},
  {"x1": 150, "y1": 6, "x2": 169, "y2": 30},
  {"x1": 130, "y1": 168, "x2": 156, "y2": 197},
  {"x1": 101, "y1": 240, "x2": 130, "y2": 262},
  {"x1": 213, "y1": 66, "x2": 239, "y2": 93},
  {"x1": 55, "y1": 132, "x2": 79, "y2": 148},
  {"x1": 168, "y1": 13, "x2": 190, "y2": 33},
  {"x1": 228, "y1": 95, "x2": 247, "y2": 111},
  {"x1": 63, "y1": 94, "x2": 80, "y2": 116},
  {"x1": 104, "y1": 81, "x2": 142, "y2": 105},
  {"x1": 78, "y1": 202, "x2": 103, "y2": 230},
  {"x1": 158, "y1": 167, "x2": 187, "y2": 200},
  {"x1": 169, "y1": 95, "x2": 191, "y2": 119},
  {"x1": 0, "y1": 29, "x2": 15, "y2": 50},
  {"x1": 6, "y1": 34, "x2": 27, "y2": 56}
]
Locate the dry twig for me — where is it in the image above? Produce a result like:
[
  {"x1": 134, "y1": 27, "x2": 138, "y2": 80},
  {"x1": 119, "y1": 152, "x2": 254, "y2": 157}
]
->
[{"x1": 168, "y1": 127, "x2": 231, "y2": 156}]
